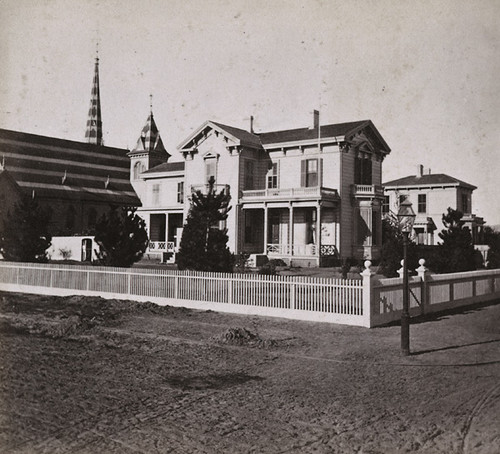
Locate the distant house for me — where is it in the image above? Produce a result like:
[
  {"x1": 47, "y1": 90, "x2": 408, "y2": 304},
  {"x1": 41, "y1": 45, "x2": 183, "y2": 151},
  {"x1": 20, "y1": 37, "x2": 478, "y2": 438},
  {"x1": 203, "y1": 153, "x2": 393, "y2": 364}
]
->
[
  {"x1": 0, "y1": 128, "x2": 140, "y2": 261},
  {"x1": 132, "y1": 111, "x2": 391, "y2": 266},
  {"x1": 383, "y1": 165, "x2": 484, "y2": 245}
]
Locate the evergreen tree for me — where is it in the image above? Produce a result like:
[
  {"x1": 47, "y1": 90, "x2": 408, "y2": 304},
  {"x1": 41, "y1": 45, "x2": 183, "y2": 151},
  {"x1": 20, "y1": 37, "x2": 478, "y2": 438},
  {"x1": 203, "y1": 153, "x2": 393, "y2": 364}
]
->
[
  {"x1": 379, "y1": 214, "x2": 418, "y2": 277},
  {"x1": 0, "y1": 195, "x2": 52, "y2": 262},
  {"x1": 94, "y1": 207, "x2": 148, "y2": 267},
  {"x1": 483, "y1": 226, "x2": 500, "y2": 269},
  {"x1": 437, "y1": 208, "x2": 476, "y2": 273},
  {"x1": 177, "y1": 177, "x2": 234, "y2": 272}
]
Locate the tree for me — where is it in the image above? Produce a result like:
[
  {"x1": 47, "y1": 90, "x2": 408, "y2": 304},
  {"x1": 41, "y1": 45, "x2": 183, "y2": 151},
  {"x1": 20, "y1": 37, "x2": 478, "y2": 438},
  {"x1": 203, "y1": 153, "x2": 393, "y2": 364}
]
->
[
  {"x1": 0, "y1": 195, "x2": 52, "y2": 262},
  {"x1": 437, "y1": 208, "x2": 476, "y2": 273},
  {"x1": 94, "y1": 207, "x2": 148, "y2": 267},
  {"x1": 483, "y1": 226, "x2": 500, "y2": 269},
  {"x1": 177, "y1": 177, "x2": 234, "y2": 272},
  {"x1": 379, "y1": 214, "x2": 418, "y2": 277}
]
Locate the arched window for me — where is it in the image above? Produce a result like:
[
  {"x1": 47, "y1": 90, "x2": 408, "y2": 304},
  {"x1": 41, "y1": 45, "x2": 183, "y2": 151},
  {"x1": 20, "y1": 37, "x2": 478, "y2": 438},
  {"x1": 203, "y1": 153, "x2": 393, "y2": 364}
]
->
[
  {"x1": 65, "y1": 205, "x2": 76, "y2": 230},
  {"x1": 87, "y1": 207, "x2": 97, "y2": 230},
  {"x1": 134, "y1": 161, "x2": 145, "y2": 180}
]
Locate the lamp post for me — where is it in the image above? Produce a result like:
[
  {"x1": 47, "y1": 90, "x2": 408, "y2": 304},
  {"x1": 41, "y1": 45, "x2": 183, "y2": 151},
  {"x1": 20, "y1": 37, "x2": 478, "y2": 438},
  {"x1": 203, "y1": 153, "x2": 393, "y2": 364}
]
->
[{"x1": 397, "y1": 199, "x2": 416, "y2": 356}]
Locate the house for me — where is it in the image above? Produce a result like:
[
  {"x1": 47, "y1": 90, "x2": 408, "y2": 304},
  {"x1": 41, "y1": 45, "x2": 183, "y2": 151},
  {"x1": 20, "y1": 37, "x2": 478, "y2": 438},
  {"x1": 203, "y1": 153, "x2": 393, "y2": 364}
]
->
[
  {"x1": 383, "y1": 165, "x2": 485, "y2": 245},
  {"x1": 133, "y1": 111, "x2": 391, "y2": 266}
]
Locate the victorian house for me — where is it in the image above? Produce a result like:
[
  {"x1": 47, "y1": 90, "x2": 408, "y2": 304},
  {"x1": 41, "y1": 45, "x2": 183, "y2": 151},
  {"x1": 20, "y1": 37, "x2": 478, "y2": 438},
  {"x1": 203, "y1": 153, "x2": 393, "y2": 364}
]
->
[
  {"x1": 134, "y1": 111, "x2": 391, "y2": 266},
  {"x1": 383, "y1": 165, "x2": 485, "y2": 245}
]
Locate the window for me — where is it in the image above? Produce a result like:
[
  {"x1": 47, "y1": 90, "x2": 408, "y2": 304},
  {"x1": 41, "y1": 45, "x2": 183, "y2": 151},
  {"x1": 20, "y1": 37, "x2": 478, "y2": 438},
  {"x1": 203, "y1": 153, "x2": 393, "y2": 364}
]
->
[
  {"x1": 382, "y1": 196, "x2": 390, "y2": 214},
  {"x1": 354, "y1": 157, "x2": 372, "y2": 185},
  {"x1": 177, "y1": 182, "x2": 184, "y2": 204},
  {"x1": 87, "y1": 208, "x2": 97, "y2": 230},
  {"x1": 65, "y1": 205, "x2": 76, "y2": 230},
  {"x1": 301, "y1": 159, "x2": 318, "y2": 187},
  {"x1": 152, "y1": 184, "x2": 160, "y2": 206},
  {"x1": 267, "y1": 162, "x2": 278, "y2": 189},
  {"x1": 418, "y1": 194, "x2": 427, "y2": 213},
  {"x1": 462, "y1": 193, "x2": 470, "y2": 213},
  {"x1": 133, "y1": 161, "x2": 145, "y2": 180},
  {"x1": 205, "y1": 158, "x2": 217, "y2": 184},
  {"x1": 244, "y1": 160, "x2": 254, "y2": 190}
]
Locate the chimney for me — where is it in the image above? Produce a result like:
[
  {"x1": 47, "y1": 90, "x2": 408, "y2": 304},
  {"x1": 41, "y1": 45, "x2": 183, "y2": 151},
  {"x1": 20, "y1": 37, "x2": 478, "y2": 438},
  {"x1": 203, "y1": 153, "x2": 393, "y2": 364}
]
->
[
  {"x1": 417, "y1": 164, "x2": 424, "y2": 177},
  {"x1": 250, "y1": 115, "x2": 254, "y2": 134},
  {"x1": 313, "y1": 110, "x2": 320, "y2": 129}
]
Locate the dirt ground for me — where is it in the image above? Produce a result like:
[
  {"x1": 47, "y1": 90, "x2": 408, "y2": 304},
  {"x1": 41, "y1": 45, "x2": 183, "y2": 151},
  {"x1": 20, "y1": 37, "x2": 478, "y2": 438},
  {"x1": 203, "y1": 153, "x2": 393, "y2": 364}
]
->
[{"x1": 0, "y1": 291, "x2": 499, "y2": 454}]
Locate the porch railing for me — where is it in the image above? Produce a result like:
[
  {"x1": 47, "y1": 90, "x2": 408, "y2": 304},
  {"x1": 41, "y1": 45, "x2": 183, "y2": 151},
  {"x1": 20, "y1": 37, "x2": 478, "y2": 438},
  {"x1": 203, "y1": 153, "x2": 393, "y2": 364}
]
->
[
  {"x1": 148, "y1": 241, "x2": 175, "y2": 253},
  {"x1": 267, "y1": 243, "x2": 318, "y2": 256}
]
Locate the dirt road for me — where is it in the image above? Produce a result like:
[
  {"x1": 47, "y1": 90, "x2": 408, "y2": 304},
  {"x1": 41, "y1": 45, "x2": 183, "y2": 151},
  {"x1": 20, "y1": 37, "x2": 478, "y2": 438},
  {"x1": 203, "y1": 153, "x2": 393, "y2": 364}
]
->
[{"x1": 0, "y1": 291, "x2": 499, "y2": 453}]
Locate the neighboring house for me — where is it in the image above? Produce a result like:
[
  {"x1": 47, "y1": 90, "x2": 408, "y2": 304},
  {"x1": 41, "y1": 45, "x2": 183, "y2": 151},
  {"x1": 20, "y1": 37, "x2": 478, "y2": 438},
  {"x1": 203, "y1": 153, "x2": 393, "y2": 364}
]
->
[
  {"x1": 383, "y1": 165, "x2": 484, "y2": 245},
  {"x1": 0, "y1": 128, "x2": 140, "y2": 261},
  {"x1": 0, "y1": 166, "x2": 23, "y2": 227},
  {"x1": 133, "y1": 111, "x2": 391, "y2": 266}
]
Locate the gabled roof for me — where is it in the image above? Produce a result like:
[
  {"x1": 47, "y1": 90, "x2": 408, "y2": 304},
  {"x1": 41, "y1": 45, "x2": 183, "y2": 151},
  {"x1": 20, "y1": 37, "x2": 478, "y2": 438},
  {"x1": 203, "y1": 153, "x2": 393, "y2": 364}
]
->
[
  {"x1": 259, "y1": 120, "x2": 368, "y2": 144},
  {"x1": 0, "y1": 128, "x2": 140, "y2": 206},
  {"x1": 178, "y1": 120, "x2": 263, "y2": 151},
  {"x1": 142, "y1": 161, "x2": 185, "y2": 175},
  {"x1": 178, "y1": 118, "x2": 391, "y2": 154},
  {"x1": 383, "y1": 173, "x2": 477, "y2": 190}
]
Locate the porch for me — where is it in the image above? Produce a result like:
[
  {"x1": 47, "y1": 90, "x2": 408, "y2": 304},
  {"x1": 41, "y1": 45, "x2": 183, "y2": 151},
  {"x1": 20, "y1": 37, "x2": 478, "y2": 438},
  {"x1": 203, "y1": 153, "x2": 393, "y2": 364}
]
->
[
  {"x1": 241, "y1": 204, "x2": 340, "y2": 267},
  {"x1": 147, "y1": 212, "x2": 184, "y2": 262}
]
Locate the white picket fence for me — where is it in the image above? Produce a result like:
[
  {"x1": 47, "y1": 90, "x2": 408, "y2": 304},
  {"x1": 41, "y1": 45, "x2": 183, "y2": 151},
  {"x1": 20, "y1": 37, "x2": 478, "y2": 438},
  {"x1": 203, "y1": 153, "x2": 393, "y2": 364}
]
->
[
  {"x1": 0, "y1": 261, "x2": 367, "y2": 326},
  {"x1": 1, "y1": 261, "x2": 499, "y2": 327}
]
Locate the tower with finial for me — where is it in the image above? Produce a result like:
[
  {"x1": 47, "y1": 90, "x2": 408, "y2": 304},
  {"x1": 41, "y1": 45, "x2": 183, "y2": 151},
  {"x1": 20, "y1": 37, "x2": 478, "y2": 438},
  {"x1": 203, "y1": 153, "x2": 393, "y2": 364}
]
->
[
  {"x1": 128, "y1": 95, "x2": 171, "y2": 189},
  {"x1": 85, "y1": 44, "x2": 103, "y2": 145}
]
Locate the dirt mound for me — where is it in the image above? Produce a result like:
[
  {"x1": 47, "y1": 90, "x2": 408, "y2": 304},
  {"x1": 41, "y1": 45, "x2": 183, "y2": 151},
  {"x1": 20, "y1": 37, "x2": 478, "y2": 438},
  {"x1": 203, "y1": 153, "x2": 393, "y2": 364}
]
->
[{"x1": 215, "y1": 327, "x2": 298, "y2": 349}]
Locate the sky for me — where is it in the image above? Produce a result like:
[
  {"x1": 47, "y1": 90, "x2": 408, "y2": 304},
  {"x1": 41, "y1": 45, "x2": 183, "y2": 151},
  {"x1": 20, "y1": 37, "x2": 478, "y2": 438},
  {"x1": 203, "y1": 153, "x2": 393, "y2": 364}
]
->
[{"x1": 1, "y1": 0, "x2": 499, "y2": 224}]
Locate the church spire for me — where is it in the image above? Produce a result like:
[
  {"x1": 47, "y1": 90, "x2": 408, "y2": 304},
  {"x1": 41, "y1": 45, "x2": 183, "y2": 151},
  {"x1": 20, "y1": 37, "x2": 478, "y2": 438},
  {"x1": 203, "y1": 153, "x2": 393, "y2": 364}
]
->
[{"x1": 85, "y1": 48, "x2": 103, "y2": 146}]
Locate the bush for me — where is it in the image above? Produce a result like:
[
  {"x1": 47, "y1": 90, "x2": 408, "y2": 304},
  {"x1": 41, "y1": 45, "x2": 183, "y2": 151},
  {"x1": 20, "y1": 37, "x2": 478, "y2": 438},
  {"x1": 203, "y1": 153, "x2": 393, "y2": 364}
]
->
[
  {"x1": 0, "y1": 195, "x2": 52, "y2": 262},
  {"x1": 94, "y1": 207, "x2": 148, "y2": 267}
]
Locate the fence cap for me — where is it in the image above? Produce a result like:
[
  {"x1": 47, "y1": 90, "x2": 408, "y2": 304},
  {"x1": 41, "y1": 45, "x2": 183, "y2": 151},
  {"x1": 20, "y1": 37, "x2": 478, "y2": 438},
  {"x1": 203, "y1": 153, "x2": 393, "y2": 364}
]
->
[{"x1": 360, "y1": 260, "x2": 373, "y2": 277}]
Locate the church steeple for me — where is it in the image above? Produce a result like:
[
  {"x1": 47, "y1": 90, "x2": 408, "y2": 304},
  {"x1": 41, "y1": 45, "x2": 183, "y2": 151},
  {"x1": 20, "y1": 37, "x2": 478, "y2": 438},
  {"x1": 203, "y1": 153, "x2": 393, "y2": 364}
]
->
[{"x1": 85, "y1": 50, "x2": 103, "y2": 146}]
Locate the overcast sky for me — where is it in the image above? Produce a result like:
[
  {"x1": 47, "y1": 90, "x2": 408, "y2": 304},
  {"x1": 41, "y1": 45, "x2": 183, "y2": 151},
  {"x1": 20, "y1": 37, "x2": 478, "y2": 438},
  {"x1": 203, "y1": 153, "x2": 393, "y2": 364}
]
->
[{"x1": 1, "y1": 0, "x2": 499, "y2": 224}]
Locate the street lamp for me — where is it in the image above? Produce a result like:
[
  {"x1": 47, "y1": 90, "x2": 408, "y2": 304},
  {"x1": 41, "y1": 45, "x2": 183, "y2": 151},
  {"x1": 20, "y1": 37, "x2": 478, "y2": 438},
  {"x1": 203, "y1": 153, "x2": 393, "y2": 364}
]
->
[{"x1": 397, "y1": 198, "x2": 416, "y2": 356}]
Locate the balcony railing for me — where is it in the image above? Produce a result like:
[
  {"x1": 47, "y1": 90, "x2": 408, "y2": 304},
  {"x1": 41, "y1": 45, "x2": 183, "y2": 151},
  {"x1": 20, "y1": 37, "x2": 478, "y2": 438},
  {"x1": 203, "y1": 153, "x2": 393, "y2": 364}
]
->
[
  {"x1": 241, "y1": 186, "x2": 339, "y2": 202},
  {"x1": 191, "y1": 184, "x2": 230, "y2": 195},
  {"x1": 351, "y1": 184, "x2": 384, "y2": 198}
]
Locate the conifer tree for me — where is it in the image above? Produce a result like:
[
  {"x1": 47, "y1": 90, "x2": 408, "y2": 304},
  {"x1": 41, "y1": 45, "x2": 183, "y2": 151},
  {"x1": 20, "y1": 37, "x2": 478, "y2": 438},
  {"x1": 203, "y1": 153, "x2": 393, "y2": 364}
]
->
[
  {"x1": 437, "y1": 208, "x2": 476, "y2": 273},
  {"x1": 177, "y1": 177, "x2": 234, "y2": 272},
  {"x1": 94, "y1": 207, "x2": 148, "y2": 267},
  {"x1": 0, "y1": 195, "x2": 52, "y2": 262}
]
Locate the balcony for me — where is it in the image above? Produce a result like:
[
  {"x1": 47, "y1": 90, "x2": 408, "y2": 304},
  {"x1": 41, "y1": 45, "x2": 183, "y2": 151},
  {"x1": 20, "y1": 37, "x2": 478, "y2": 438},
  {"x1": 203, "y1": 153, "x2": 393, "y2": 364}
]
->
[
  {"x1": 190, "y1": 184, "x2": 230, "y2": 195},
  {"x1": 351, "y1": 184, "x2": 384, "y2": 199},
  {"x1": 241, "y1": 186, "x2": 339, "y2": 203}
]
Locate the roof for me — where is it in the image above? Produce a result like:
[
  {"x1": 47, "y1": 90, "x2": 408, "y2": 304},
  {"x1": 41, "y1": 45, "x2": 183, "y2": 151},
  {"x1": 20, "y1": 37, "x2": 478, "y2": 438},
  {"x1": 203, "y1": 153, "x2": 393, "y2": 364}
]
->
[
  {"x1": 211, "y1": 121, "x2": 263, "y2": 148},
  {"x1": 143, "y1": 161, "x2": 185, "y2": 175},
  {"x1": 0, "y1": 128, "x2": 140, "y2": 206},
  {"x1": 178, "y1": 119, "x2": 390, "y2": 154},
  {"x1": 259, "y1": 120, "x2": 369, "y2": 144},
  {"x1": 383, "y1": 173, "x2": 477, "y2": 190},
  {"x1": 129, "y1": 111, "x2": 171, "y2": 160}
]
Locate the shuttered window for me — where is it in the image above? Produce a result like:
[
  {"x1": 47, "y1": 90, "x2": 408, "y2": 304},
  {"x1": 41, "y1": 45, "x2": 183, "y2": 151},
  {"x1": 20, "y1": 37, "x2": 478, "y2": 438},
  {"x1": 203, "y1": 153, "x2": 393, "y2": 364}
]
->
[{"x1": 301, "y1": 159, "x2": 320, "y2": 187}]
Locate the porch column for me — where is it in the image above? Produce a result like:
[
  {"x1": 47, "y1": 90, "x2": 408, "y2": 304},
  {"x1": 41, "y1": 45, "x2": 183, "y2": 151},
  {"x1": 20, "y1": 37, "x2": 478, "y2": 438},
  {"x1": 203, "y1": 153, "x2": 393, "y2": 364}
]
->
[
  {"x1": 316, "y1": 203, "x2": 321, "y2": 259},
  {"x1": 263, "y1": 205, "x2": 268, "y2": 255},
  {"x1": 289, "y1": 204, "x2": 294, "y2": 256},
  {"x1": 165, "y1": 213, "x2": 169, "y2": 243}
]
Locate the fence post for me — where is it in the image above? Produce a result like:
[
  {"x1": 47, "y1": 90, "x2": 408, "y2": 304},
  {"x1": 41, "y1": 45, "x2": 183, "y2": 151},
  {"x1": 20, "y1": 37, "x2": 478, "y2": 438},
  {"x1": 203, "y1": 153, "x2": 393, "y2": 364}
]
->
[
  {"x1": 174, "y1": 275, "x2": 179, "y2": 299},
  {"x1": 127, "y1": 271, "x2": 131, "y2": 295},
  {"x1": 228, "y1": 278, "x2": 233, "y2": 305},
  {"x1": 290, "y1": 282, "x2": 296, "y2": 310},
  {"x1": 415, "y1": 258, "x2": 428, "y2": 315},
  {"x1": 360, "y1": 260, "x2": 374, "y2": 328}
]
